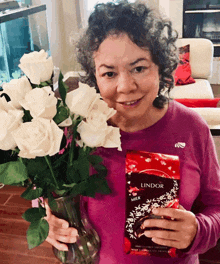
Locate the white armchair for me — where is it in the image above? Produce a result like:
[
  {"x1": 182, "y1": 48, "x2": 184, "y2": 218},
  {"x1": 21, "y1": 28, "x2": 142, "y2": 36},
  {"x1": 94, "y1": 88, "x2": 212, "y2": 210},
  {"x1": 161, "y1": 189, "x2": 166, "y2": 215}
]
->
[{"x1": 169, "y1": 38, "x2": 214, "y2": 99}]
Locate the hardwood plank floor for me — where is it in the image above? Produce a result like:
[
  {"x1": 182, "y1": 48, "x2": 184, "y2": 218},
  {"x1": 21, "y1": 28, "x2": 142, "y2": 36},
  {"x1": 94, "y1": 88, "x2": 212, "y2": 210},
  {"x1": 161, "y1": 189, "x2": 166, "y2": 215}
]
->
[{"x1": 0, "y1": 185, "x2": 61, "y2": 264}]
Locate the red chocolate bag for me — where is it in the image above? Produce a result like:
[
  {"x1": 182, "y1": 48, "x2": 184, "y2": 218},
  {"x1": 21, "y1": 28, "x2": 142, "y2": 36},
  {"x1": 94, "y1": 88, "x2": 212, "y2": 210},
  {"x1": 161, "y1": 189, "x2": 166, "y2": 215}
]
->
[{"x1": 124, "y1": 150, "x2": 180, "y2": 258}]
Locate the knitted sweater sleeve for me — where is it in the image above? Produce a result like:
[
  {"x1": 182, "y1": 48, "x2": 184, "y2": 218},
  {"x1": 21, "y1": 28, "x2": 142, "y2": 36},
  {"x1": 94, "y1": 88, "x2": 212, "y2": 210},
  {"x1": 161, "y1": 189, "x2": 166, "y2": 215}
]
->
[{"x1": 186, "y1": 130, "x2": 220, "y2": 255}]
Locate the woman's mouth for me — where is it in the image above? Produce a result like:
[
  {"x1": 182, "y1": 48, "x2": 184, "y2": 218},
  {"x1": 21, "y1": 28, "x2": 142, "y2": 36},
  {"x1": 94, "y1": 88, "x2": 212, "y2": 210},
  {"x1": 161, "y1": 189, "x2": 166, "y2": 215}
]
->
[{"x1": 119, "y1": 97, "x2": 143, "y2": 107}]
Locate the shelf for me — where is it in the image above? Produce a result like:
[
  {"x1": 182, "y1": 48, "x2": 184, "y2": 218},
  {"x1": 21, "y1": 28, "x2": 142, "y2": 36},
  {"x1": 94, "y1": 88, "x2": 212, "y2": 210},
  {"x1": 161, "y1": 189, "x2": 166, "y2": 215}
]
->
[
  {"x1": 185, "y1": 9, "x2": 220, "y2": 14},
  {"x1": 0, "y1": 1, "x2": 19, "y2": 12},
  {"x1": 0, "y1": 4, "x2": 46, "y2": 24}
]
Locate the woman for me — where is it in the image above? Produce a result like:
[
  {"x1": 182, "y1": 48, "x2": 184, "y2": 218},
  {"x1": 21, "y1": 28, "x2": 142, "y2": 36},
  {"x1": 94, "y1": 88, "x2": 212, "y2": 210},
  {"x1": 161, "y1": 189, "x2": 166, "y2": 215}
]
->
[{"x1": 45, "y1": 1, "x2": 220, "y2": 263}]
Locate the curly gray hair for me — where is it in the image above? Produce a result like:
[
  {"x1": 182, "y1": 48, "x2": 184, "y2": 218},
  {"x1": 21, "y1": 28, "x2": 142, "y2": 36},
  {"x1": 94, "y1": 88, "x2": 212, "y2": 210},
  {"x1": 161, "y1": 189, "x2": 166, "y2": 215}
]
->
[{"x1": 76, "y1": 0, "x2": 179, "y2": 108}]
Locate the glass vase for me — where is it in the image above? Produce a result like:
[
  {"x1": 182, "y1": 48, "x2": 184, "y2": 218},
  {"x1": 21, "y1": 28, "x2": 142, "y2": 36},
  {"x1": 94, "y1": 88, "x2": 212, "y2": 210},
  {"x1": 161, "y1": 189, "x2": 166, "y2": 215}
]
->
[{"x1": 51, "y1": 195, "x2": 100, "y2": 264}]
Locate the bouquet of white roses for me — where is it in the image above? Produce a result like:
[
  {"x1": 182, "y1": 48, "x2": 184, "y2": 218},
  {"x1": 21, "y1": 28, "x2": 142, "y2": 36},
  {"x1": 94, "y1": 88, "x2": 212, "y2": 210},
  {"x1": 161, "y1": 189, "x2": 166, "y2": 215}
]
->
[{"x1": 0, "y1": 50, "x2": 121, "y2": 251}]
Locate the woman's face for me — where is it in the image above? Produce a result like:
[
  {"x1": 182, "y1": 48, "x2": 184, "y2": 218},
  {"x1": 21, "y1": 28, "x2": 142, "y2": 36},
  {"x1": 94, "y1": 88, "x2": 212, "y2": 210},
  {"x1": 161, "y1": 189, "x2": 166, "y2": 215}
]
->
[{"x1": 94, "y1": 33, "x2": 161, "y2": 130}]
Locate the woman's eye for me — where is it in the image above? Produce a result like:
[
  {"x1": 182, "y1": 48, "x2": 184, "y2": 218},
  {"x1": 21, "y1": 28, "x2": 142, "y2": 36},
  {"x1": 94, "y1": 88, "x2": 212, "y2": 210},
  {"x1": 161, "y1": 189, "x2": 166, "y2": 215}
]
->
[
  {"x1": 134, "y1": 66, "x2": 146, "y2": 73},
  {"x1": 103, "y1": 72, "x2": 115, "y2": 78}
]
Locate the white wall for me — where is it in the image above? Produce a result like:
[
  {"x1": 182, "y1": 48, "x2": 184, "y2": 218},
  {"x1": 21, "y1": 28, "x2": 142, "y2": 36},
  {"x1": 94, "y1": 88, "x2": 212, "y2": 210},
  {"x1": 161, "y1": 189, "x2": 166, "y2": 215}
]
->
[
  {"x1": 138, "y1": 0, "x2": 183, "y2": 38},
  {"x1": 169, "y1": 0, "x2": 183, "y2": 38},
  {"x1": 159, "y1": 0, "x2": 183, "y2": 38},
  {"x1": 136, "y1": 0, "x2": 159, "y2": 10}
]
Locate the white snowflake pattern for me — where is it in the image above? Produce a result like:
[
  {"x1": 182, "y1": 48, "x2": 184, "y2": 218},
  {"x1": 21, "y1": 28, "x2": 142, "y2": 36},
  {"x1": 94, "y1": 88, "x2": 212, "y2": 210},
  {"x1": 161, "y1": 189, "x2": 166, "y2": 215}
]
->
[{"x1": 125, "y1": 180, "x2": 179, "y2": 239}]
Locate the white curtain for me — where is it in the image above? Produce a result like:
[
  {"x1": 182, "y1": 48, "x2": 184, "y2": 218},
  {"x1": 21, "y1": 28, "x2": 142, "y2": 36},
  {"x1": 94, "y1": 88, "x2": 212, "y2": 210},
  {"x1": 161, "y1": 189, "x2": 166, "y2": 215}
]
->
[
  {"x1": 209, "y1": 57, "x2": 220, "y2": 85},
  {"x1": 32, "y1": 0, "x2": 88, "y2": 73}
]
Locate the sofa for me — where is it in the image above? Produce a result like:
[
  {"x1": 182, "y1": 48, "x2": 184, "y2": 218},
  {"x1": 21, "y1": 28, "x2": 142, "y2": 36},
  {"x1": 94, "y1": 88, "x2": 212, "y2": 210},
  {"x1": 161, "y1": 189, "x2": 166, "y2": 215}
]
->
[
  {"x1": 170, "y1": 38, "x2": 214, "y2": 99},
  {"x1": 166, "y1": 38, "x2": 220, "y2": 131}
]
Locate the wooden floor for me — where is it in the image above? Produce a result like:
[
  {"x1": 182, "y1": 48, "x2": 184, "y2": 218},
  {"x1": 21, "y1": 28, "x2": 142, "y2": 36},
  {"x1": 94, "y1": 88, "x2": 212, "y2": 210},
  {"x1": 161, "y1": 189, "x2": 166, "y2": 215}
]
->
[
  {"x1": 0, "y1": 185, "x2": 61, "y2": 264},
  {"x1": 0, "y1": 185, "x2": 220, "y2": 263}
]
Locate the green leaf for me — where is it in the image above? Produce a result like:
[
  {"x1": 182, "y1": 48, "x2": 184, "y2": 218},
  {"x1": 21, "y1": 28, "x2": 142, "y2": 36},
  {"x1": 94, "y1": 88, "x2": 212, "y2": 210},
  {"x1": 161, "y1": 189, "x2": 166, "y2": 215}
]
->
[
  {"x1": 27, "y1": 219, "x2": 49, "y2": 249},
  {"x1": 88, "y1": 155, "x2": 103, "y2": 165},
  {"x1": 22, "y1": 110, "x2": 33, "y2": 123},
  {"x1": 34, "y1": 169, "x2": 56, "y2": 189},
  {"x1": 21, "y1": 186, "x2": 43, "y2": 200},
  {"x1": 26, "y1": 158, "x2": 47, "y2": 176},
  {"x1": 66, "y1": 161, "x2": 81, "y2": 183},
  {"x1": 69, "y1": 181, "x2": 88, "y2": 196},
  {"x1": 53, "y1": 151, "x2": 69, "y2": 169},
  {"x1": 0, "y1": 161, "x2": 28, "y2": 185},
  {"x1": 53, "y1": 105, "x2": 70, "y2": 125},
  {"x1": 22, "y1": 207, "x2": 46, "y2": 222},
  {"x1": 78, "y1": 157, "x2": 90, "y2": 180},
  {"x1": 58, "y1": 72, "x2": 68, "y2": 106},
  {"x1": 93, "y1": 163, "x2": 108, "y2": 177},
  {"x1": 63, "y1": 183, "x2": 77, "y2": 188},
  {"x1": 53, "y1": 189, "x2": 68, "y2": 197},
  {"x1": 47, "y1": 192, "x2": 58, "y2": 211},
  {"x1": 83, "y1": 175, "x2": 111, "y2": 197},
  {"x1": 57, "y1": 98, "x2": 62, "y2": 108},
  {"x1": 40, "y1": 81, "x2": 48, "y2": 86}
]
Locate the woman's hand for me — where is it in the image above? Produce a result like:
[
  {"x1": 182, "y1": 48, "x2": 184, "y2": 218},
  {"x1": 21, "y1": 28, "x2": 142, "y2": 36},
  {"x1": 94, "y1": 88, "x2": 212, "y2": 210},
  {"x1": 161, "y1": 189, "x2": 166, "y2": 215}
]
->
[
  {"x1": 141, "y1": 205, "x2": 198, "y2": 250},
  {"x1": 44, "y1": 200, "x2": 79, "y2": 251}
]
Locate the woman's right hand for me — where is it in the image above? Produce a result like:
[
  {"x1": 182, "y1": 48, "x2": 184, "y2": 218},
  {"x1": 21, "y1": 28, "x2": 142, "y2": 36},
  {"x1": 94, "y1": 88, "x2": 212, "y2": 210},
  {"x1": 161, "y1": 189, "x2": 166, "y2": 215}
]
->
[{"x1": 44, "y1": 200, "x2": 79, "y2": 251}]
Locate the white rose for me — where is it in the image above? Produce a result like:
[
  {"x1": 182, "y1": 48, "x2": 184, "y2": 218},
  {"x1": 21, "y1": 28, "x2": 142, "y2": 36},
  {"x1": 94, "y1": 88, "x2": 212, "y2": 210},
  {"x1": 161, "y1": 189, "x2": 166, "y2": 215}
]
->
[
  {"x1": 102, "y1": 126, "x2": 122, "y2": 151},
  {"x1": 0, "y1": 96, "x2": 15, "y2": 112},
  {"x1": 2, "y1": 76, "x2": 32, "y2": 109},
  {"x1": 18, "y1": 50, "x2": 53, "y2": 85},
  {"x1": 77, "y1": 109, "x2": 121, "y2": 150},
  {"x1": 66, "y1": 82, "x2": 100, "y2": 117},
  {"x1": 91, "y1": 99, "x2": 116, "y2": 120},
  {"x1": 77, "y1": 120, "x2": 107, "y2": 148},
  {"x1": 0, "y1": 108, "x2": 23, "y2": 150},
  {"x1": 58, "y1": 116, "x2": 72, "y2": 127},
  {"x1": 20, "y1": 86, "x2": 57, "y2": 119},
  {"x1": 12, "y1": 118, "x2": 63, "y2": 159}
]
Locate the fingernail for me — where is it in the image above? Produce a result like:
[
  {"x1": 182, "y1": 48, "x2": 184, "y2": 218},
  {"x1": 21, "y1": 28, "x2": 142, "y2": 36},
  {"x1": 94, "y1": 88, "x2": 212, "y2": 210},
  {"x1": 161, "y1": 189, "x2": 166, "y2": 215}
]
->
[
  {"x1": 62, "y1": 223, "x2": 68, "y2": 228},
  {"x1": 152, "y1": 208, "x2": 158, "y2": 214},
  {"x1": 72, "y1": 231, "x2": 78, "y2": 237},
  {"x1": 61, "y1": 245, "x2": 68, "y2": 251},
  {"x1": 144, "y1": 231, "x2": 151, "y2": 237}
]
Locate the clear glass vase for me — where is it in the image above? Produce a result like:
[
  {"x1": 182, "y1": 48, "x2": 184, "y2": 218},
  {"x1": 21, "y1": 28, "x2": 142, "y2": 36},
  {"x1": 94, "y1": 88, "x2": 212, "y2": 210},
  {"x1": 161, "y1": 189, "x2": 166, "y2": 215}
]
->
[{"x1": 51, "y1": 195, "x2": 100, "y2": 264}]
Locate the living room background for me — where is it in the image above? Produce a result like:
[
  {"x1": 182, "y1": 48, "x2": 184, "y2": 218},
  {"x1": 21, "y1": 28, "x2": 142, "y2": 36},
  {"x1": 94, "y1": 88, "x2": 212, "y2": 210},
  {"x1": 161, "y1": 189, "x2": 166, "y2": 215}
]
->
[{"x1": 1, "y1": 0, "x2": 220, "y2": 84}]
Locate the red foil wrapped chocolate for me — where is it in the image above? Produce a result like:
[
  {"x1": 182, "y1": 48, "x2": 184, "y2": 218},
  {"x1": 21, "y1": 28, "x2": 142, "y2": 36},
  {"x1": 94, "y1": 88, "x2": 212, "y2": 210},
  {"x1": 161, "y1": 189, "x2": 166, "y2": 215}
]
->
[{"x1": 124, "y1": 150, "x2": 180, "y2": 258}]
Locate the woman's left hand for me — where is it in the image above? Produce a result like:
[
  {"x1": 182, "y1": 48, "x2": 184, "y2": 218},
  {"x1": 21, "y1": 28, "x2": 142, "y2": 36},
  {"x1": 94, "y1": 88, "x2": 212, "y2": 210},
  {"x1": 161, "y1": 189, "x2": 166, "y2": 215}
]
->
[{"x1": 141, "y1": 205, "x2": 198, "y2": 250}]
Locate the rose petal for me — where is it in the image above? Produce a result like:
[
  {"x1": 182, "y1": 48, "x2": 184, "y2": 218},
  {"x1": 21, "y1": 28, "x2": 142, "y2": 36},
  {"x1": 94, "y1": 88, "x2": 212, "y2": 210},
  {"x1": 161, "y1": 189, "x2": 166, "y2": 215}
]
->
[
  {"x1": 58, "y1": 117, "x2": 72, "y2": 127},
  {"x1": 12, "y1": 118, "x2": 63, "y2": 158},
  {"x1": 19, "y1": 50, "x2": 53, "y2": 85}
]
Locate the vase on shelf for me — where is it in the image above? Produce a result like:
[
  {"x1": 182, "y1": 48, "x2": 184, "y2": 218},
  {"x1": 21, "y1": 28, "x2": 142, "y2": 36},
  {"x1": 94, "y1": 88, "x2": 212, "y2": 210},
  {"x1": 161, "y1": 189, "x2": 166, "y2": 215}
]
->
[{"x1": 51, "y1": 195, "x2": 100, "y2": 264}]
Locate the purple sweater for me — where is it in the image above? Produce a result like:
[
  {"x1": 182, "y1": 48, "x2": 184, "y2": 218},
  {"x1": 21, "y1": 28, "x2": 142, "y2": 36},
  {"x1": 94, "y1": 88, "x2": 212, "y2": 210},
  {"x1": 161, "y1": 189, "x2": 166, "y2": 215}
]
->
[{"x1": 87, "y1": 100, "x2": 220, "y2": 264}]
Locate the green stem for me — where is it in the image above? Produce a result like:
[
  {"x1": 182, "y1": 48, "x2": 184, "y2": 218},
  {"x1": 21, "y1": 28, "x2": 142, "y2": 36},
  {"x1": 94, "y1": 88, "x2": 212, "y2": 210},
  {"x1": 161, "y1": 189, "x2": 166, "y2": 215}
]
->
[
  {"x1": 68, "y1": 122, "x2": 78, "y2": 167},
  {"x1": 44, "y1": 156, "x2": 59, "y2": 189},
  {"x1": 18, "y1": 157, "x2": 23, "y2": 164}
]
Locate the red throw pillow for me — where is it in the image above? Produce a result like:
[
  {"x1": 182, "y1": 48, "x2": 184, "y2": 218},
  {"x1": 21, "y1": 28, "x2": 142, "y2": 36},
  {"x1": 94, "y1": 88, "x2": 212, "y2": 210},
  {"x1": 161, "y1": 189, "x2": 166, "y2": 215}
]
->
[
  {"x1": 174, "y1": 44, "x2": 196, "y2": 85},
  {"x1": 175, "y1": 98, "x2": 220, "y2": 108}
]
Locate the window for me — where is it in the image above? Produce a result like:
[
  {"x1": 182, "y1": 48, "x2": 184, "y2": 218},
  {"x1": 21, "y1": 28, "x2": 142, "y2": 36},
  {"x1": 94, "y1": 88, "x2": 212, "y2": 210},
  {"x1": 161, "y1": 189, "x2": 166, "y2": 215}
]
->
[{"x1": 0, "y1": 2, "x2": 50, "y2": 86}]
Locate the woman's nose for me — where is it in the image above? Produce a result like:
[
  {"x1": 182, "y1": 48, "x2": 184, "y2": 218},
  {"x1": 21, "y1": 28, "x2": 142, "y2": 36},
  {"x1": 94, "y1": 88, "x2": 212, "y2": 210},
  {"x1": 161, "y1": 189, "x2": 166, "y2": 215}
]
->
[{"x1": 117, "y1": 73, "x2": 137, "y2": 94}]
